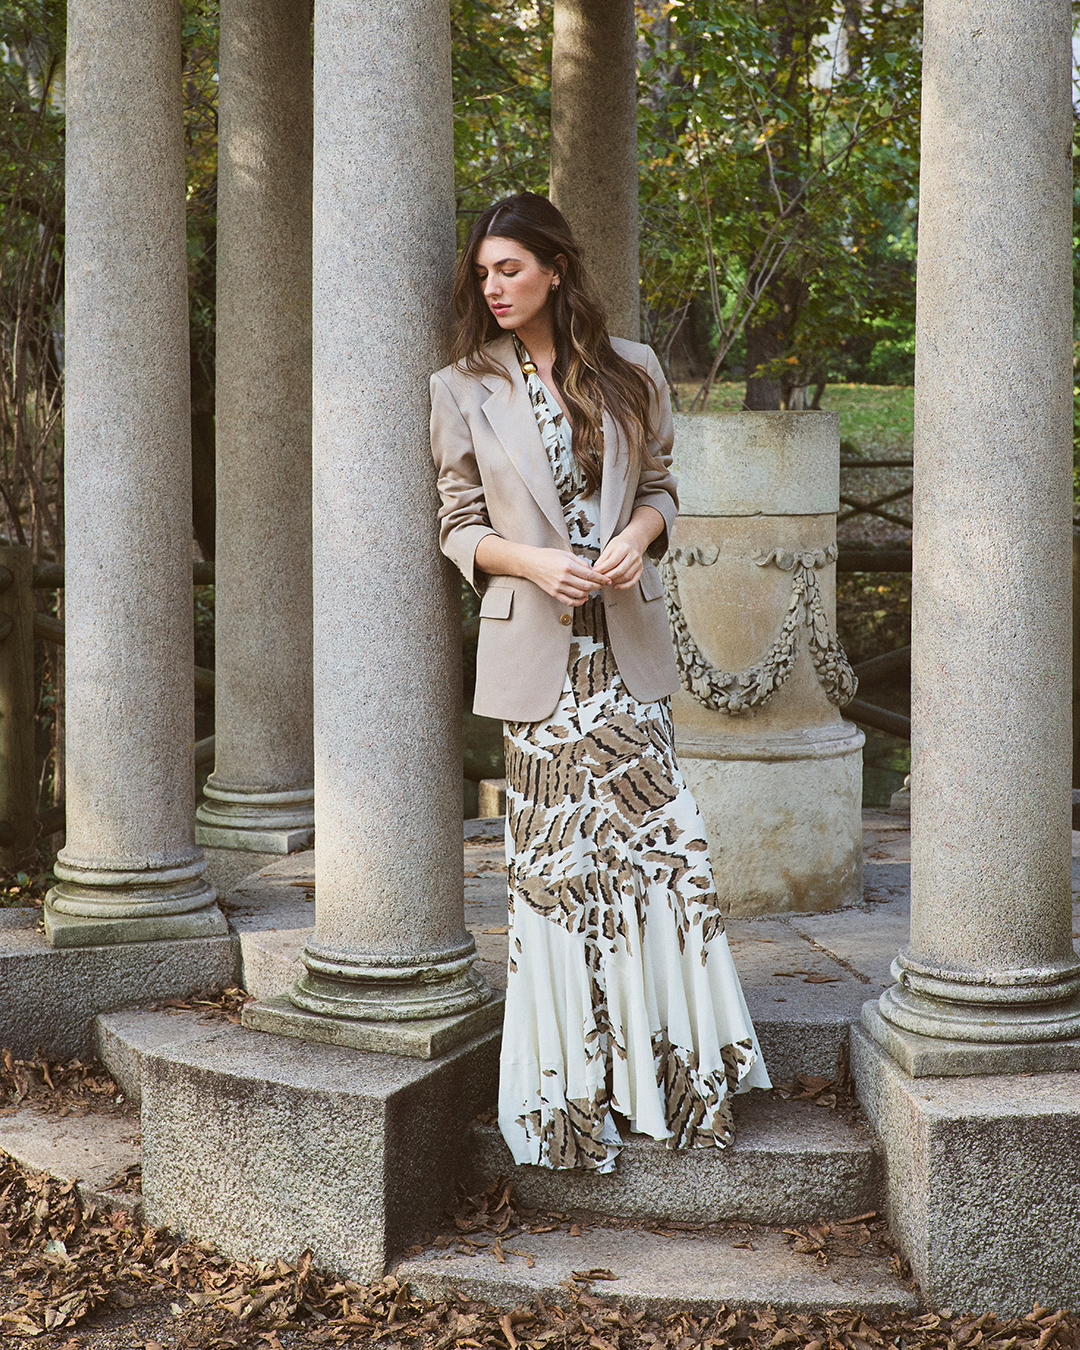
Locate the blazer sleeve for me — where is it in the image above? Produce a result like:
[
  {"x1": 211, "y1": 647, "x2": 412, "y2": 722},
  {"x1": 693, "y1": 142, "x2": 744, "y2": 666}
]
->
[
  {"x1": 634, "y1": 345, "x2": 679, "y2": 560},
  {"x1": 429, "y1": 369, "x2": 500, "y2": 594}
]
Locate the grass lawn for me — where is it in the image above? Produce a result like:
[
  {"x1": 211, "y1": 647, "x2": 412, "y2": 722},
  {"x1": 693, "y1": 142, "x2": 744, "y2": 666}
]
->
[{"x1": 674, "y1": 381, "x2": 914, "y2": 456}]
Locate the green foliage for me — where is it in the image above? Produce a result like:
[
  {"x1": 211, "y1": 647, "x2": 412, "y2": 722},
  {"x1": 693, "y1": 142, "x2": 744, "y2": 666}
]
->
[
  {"x1": 0, "y1": 0, "x2": 66, "y2": 555},
  {"x1": 637, "y1": 0, "x2": 921, "y2": 404},
  {"x1": 451, "y1": 0, "x2": 551, "y2": 239}
]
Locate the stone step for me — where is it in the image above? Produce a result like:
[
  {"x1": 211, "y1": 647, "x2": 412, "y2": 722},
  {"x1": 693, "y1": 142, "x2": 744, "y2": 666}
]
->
[
  {"x1": 0, "y1": 1104, "x2": 142, "y2": 1216},
  {"x1": 396, "y1": 1224, "x2": 916, "y2": 1316},
  {"x1": 461, "y1": 1094, "x2": 881, "y2": 1227}
]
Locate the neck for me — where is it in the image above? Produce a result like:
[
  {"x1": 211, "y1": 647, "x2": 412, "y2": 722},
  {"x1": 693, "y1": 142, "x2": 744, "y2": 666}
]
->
[{"x1": 513, "y1": 310, "x2": 556, "y2": 364}]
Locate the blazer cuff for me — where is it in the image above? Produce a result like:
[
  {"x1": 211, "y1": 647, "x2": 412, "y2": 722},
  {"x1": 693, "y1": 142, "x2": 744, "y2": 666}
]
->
[
  {"x1": 636, "y1": 489, "x2": 677, "y2": 560},
  {"x1": 444, "y1": 524, "x2": 501, "y2": 594}
]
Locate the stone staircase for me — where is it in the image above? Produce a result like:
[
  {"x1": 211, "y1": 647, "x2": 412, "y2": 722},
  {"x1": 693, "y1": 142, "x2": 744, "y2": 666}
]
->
[{"x1": 0, "y1": 818, "x2": 923, "y2": 1314}]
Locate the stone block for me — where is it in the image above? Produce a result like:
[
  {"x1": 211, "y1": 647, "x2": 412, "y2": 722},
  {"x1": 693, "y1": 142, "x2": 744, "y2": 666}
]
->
[
  {"x1": 477, "y1": 778, "x2": 507, "y2": 818},
  {"x1": 0, "y1": 910, "x2": 238, "y2": 1059},
  {"x1": 399, "y1": 1224, "x2": 916, "y2": 1316},
  {"x1": 97, "y1": 1006, "x2": 219, "y2": 1108},
  {"x1": 0, "y1": 1103, "x2": 142, "y2": 1214},
  {"x1": 460, "y1": 1093, "x2": 881, "y2": 1225},
  {"x1": 672, "y1": 411, "x2": 839, "y2": 517},
  {"x1": 851, "y1": 1022, "x2": 1080, "y2": 1313},
  {"x1": 140, "y1": 1019, "x2": 500, "y2": 1280},
  {"x1": 861, "y1": 1000, "x2": 1080, "y2": 1078}
]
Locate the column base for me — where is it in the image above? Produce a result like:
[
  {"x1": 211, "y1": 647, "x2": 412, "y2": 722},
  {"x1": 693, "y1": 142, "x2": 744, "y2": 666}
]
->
[
  {"x1": 877, "y1": 949, "x2": 1080, "y2": 1051},
  {"x1": 196, "y1": 781, "x2": 315, "y2": 854},
  {"x1": 862, "y1": 998, "x2": 1080, "y2": 1078},
  {"x1": 45, "y1": 857, "x2": 224, "y2": 948},
  {"x1": 45, "y1": 894, "x2": 227, "y2": 948},
  {"x1": 195, "y1": 821, "x2": 314, "y2": 854},
  {"x1": 243, "y1": 990, "x2": 504, "y2": 1060}
]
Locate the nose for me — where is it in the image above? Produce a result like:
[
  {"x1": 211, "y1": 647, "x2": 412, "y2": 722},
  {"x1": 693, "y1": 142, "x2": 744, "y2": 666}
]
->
[{"x1": 483, "y1": 273, "x2": 501, "y2": 298}]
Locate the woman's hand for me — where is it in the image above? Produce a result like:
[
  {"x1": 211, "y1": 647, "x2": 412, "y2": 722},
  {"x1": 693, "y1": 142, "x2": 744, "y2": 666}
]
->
[
  {"x1": 594, "y1": 533, "x2": 645, "y2": 589},
  {"x1": 594, "y1": 505, "x2": 666, "y2": 589},
  {"x1": 474, "y1": 535, "x2": 608, "y2": 606},
  {"x1": 523, "y1": 547, "x2": 608, "y2": 606}
]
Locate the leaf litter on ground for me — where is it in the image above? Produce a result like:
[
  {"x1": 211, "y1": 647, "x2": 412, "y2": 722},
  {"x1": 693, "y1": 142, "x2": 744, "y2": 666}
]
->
[{"x1": 0, "y1": 1153, "x2": 1078, "y2": 1349}]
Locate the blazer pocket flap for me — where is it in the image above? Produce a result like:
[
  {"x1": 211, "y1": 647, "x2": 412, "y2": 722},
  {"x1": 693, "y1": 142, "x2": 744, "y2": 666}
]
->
[
  {"x1": 639, "y1": 565, "x2": 664, "y2": 602},
  {"x1": 480, "y1": 586, "x2": 514, "y2": 620}
]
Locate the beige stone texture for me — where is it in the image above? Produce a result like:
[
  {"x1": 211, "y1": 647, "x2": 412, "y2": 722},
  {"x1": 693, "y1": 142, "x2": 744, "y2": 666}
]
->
[
  {"x1": 668, "y1": 413, "x2": 861, "y2": 915},
  {"x1": 672, "y1": 411, "x2": 840, "y2": 517},
  {"x1": 49, "y1": 0, "x2": 219, "y2": 942},
  {"x1": 550, "y1": 0, "x2": 640, "y2": 339},
  {"x1": 284, "y1": 0, "x2": 489, "y2": 1034},
  {"x1": 198, "y1": 0, "x2": 315, "y2": 850},
  {"x1": 892, "y1": 0, "x2": 1080, "y2": 1039}
]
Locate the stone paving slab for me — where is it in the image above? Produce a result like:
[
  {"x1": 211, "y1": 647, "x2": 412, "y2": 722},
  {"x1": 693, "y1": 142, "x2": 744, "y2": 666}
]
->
[
  {"x1": 396, "y1": 1225, "x2": 917, "y2": 1316},
  {"x1": 0, "y1": 1105, "x2": 142, "y2": 1214}
]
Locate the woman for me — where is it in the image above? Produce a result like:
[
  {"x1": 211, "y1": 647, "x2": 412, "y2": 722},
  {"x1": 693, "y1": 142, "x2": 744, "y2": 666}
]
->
[{"x1": 430, "y1": 192, "x2": 770, "y2": 1173}]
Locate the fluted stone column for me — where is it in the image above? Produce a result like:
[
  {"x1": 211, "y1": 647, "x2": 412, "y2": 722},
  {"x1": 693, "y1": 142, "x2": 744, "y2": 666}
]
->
[
  {"x1": 195, "y1": 0, "x2": 315, "y2": 855},
  {"x1": 244, "y1": 0, "x2": 497, "y2": 1057},
  {"x1": 550, "y1": 0, "x2": 640, "y2": 340},
  {"x1": 46, "y1": 0, "x2": 223, "y2": 947},
  {"x1": 872, "y1": 0, "x2": 1080, "y2": 1058}
]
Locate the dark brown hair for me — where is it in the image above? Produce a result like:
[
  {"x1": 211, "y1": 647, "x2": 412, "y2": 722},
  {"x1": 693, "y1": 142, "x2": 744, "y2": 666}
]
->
[{"x1": 450, "y1": 192, "x2": 660, "y2": 496}]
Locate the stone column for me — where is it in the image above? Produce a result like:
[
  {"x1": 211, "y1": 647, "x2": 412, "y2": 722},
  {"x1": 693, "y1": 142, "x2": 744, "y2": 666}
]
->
[
  {"x1": 45, "y1": 0, "x2": 223, "y2": 947},
  {"x1": 550, "y1": 0, "x2": 640, "y2": 340},
  {"x1": 194, "y1": 0, "x2": 315, "y2": 855},
  {"x1": 244, "y1": 0, "x2": 497, "y2": 1055},
  {"x1": 872, "y1": 0, "x2": 1080, "y2": 1054}
]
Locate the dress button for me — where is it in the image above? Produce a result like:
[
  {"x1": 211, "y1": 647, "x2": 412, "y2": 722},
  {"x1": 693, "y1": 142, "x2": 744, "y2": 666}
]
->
[{"x1": 559, "y1": 613, "x2": 571, "y2": 626}]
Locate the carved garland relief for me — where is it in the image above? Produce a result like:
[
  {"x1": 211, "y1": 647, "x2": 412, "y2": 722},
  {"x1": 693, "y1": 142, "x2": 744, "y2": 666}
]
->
[{"x1": 661, "y1": 544, "x2": 858, "y2": 714}]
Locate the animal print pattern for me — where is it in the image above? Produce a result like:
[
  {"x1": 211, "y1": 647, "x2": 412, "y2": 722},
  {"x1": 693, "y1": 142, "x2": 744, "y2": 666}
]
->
[{"x1": 497, "y1": 362, "x2": 771, "y2": 1174}]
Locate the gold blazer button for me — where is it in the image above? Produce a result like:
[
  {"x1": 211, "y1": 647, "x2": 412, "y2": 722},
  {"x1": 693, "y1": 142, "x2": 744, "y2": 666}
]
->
[{"x1": 559, "y1": 613, "x2": 571, "y2": 626}]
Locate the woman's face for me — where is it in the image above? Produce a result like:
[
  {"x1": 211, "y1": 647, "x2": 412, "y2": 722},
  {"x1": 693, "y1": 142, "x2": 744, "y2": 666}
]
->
[{"x1": 474, "y1": 235, "x2": 557, "y2": 332}]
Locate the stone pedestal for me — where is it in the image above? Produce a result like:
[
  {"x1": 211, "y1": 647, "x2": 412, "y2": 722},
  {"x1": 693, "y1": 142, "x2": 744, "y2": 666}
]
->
[
  {"x1": 47, "y1": 0, "x2": 222, "y2": 946},
  {"x1": 195, "y1": 0, "x2": 315, "y2": 856},
  {"x1": 550, "y1": 0, "x2": 639, "y2": 339},
  {"x1": 668, "y1": 412, "x2": 862, "y2": 916},
  {"x1": 131, "y1": 1017, "x2": 500, "y2": 1281},
  {"x1": 244, "y1": 0, "x2": 495, "y2": 1057},
  {"x1": 852, "y1": 1021, "x2": 1080, "y2": 1314}
]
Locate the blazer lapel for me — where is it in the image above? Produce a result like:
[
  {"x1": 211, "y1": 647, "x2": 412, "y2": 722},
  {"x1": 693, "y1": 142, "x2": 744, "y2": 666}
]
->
[{"x1": 481, "y1": 334, "x2": 569, "y2": 545}]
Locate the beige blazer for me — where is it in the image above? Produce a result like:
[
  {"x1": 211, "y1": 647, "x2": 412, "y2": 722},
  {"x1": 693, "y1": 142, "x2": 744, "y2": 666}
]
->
[{"x1": 430, "y1": 332, "x2": 680, "y2": 722}]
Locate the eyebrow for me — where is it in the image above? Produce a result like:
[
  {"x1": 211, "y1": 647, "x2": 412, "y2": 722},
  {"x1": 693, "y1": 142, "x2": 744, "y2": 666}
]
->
[{"x1": 474, "y1": 256, "x2": 522, "y2": 272}]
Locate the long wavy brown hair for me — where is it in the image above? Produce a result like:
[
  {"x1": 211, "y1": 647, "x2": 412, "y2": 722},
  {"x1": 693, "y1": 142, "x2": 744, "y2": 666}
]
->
[{"x1": 450, "y1": 192, "x2": 661, "y2": 497}]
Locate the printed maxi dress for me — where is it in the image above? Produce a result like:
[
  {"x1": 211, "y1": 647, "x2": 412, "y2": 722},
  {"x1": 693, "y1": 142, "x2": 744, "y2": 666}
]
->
[{"x1": 498, "y1": 353, "x2": 772, "y2": 1173}]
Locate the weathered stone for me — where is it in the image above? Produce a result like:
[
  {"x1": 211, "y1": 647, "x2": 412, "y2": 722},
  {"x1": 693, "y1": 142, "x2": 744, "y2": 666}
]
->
[
  {"x1": 272, "y1": 0, "x2": 492, "y2": 1034},
  {"x1": 885, "y1": 0, "x2": 1080, "y2": 1042},
  {"x1": 669, "y1": 413, "x2": 862, "y2": 916},
  {"x1": 672, "y1": 412, "x2": 840, "y2": 518},
  {"x1": 140, "y1": 1019, "x2": 500, "y2": 1280},
  {"x1": 48, "y1": 0, "x2": 221, "y2": 945},
  {"x1": 197, "y1": 0, "x2": 315, "y2": 853},
  {"x1": 398, "y1": 1225, "x2": 916, "y2": 1316},
  {"x1": 243, "y1": 991, "x2": 504, "y2": 1061},
  {"x1": 0, "y1": 1105, "x2": 142, "y2": 1216},
  {"x1": 861, "y1": 1000, "x2": 1080, "y2": 1079},
  {"x1": 851, "y1": 1023, "x2": 1080, "y2": 1314},
  {"x1": 461, "y1": 1093, "x2": 881, "y2": 1226},
  {"x1": 0, "y1": 911, "x2": 237, "y2": 1060},
  {"x1": 550, "y1": 0, "x2": 639, "y2": 338}
]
